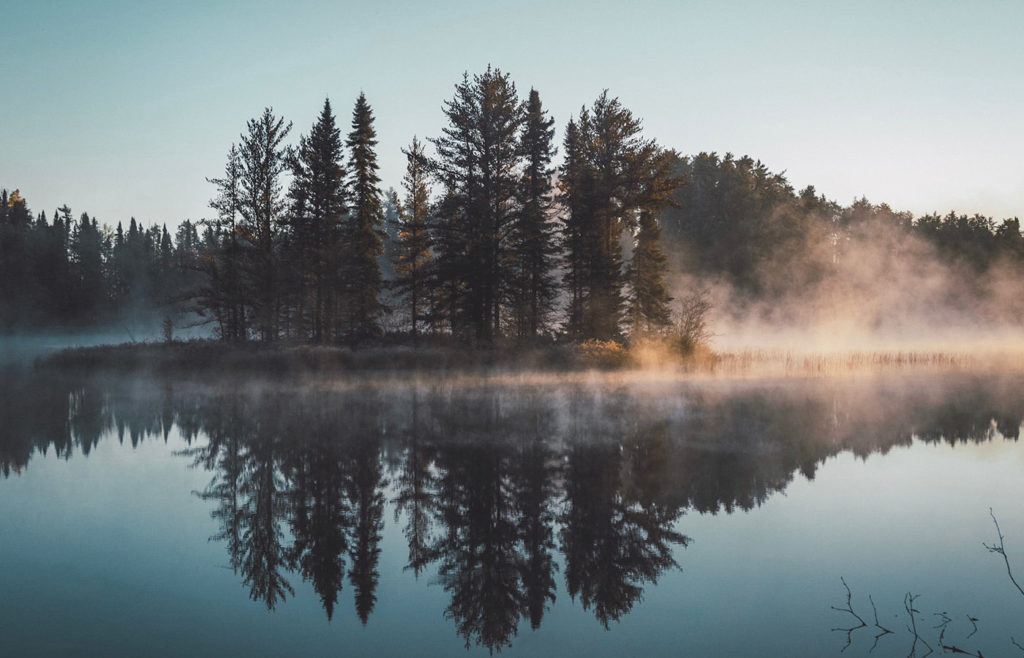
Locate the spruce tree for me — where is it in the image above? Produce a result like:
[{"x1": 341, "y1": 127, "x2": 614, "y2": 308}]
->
[
  {"x1": 344, "y1": 93, "x2": 385, "y2": 340},
  {"x1": 558, "y1": 119, "x2": 592, "y2": 339},
  {"x1": 287, "y1": 98, "x2": 348, "y2": 342},
  {"x1": 511, "y1": 88, "x2": 558, "y2": 338}
]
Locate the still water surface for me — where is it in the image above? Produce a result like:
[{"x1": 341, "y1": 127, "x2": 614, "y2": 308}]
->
[{"x1": 1, "y1": 371, "x2": 1023, "y2": 656}]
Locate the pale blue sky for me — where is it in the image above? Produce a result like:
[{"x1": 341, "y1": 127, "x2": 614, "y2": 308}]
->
[{"x1": 2, "y1": 0, "x2": 1022, "y2": 227}]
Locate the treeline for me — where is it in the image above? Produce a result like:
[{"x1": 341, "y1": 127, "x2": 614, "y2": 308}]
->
[
  {"x1": 198, "y1": 69, "x2": 680, "y2": 344},
  {"x1": 3, "y1": 66, "x2": 1022, "y2": 341},
  {"x1": 1, "y1": 67, "x2": 682, "y2": 344},
  {"x1": 659, "y1": 152, "x2": 1024, "y2": 303},
  {"x1": 0, "y1": 189, "x2": 202, "y2": 331}
]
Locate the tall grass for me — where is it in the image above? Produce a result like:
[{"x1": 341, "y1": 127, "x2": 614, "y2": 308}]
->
[{"x1": 706, "y1": 349, "x2": 1024, "y2": 377}]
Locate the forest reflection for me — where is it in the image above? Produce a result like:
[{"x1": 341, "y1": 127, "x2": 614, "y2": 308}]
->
[{"x1": 1, "y1": 373, "x2": 1021, "y2": 651}]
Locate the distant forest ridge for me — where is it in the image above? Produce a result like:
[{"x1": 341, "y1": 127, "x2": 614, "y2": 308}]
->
[{"x1": 1, "y1": 67, "x2": 1021, "y2": 342}]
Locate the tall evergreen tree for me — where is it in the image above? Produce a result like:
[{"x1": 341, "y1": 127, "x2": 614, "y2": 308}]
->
[
  {"x1": 206, "y1": 144, "x2": 248, "y2": 340},
  {"x1": 287, "y1": 98, "x2": 348, "y2": 343},
  {"x1": 511, "y1": 88, "x2": 558, "y2": 339},
  {"x1": 558, "y1": 119, "x2": 592, "y2": 339},
  {"x1": 237, "y1": 108, "x2": 292, "y2": 342},
  {"x1": 69, "y1": 212, "x2": 105, "y2": 323},
  {"x1": 344, "y1": 93, "x2": 385, "y2": 340},
  {"x1": 430, "y1": 67, "x2": 525, "y2": 341},
  {"x1": 393, "y1": 137, "x2": 432, "y2": 337},
  {"x1": 559, "y1": 92, "x2": 682, "y2": 341},
  {"x1": 428, "y1": 74, "x2": 477, "y2": 337}
]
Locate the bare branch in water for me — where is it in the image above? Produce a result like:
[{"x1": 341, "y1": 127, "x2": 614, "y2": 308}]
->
[
  {"x1": 868, "y1": 594, "x2": 893, "y2": 652},
  {"x1": 966, "y1": 615, "x2": 979, "y2": 639},
  {"x1": 831, "y1": 576, "x2": 867, "y2": 652},
  {"x1": 904, "y1": 592, "x2": 933, "y2": 658},
  {"x1": 984, "y1": 507, "x2": 1024, "y2": 599}
]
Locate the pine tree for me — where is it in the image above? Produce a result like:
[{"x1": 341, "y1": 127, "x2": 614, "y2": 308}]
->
[
  {"x1": 558, "y1": 119, "x2": 592, "y2": 339},
  {"x1": 511, "y1": 88, "x2": 558, "y2": 339},
  {"x1": 430, "y1": 67, "x2": 524, "y2": 341},
  {"x1": 206, "y1": 144, "x2": 248, "y2": 340},
  {"x1": 558, "y1": 92, "x2": 682, "y2": 341},
  {"x1": 237, "y1": 108, "x2": 291, "y2": 342},
  {"x1": 393, "y1": 137, "x2": 432, "y2": 338},
  {"x1": 428, "y1": 73, "x2": 477, "y2": 337},
  {"x1": 344, "y1": 93, "x2": 385, "y2": 340},
  {"x1": 287, "y1": 98, "x2": 348, "y2": 342}
]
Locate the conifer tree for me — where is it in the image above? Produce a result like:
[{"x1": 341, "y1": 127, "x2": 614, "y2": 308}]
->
[
  {"x1": 69, "y1": 212, "x2": 105, "y2": 323},
  {"x1": 430, "y1": 67, "x2": 524, "y2": 341},
  {"x1": 558, "y1": 119, "x2": 592, "y2": 339},
  {"x1": 428, "y1": 74, "x2": 477, "y2": 337},
  {"x1": 559, "y1": 92, "x2": 682, "y2": 341},
  {"x1": 237, "y1": 108, "x2": 291, "y2": 342},
  {"x1": 287, "y1": 98, "x2": 348, "y2": 342},
  {"x1": 393, "y1": 137, "x2": 432, "y2": 337},
  {"x1": 206, "y1": 144, "x2": 248, "y2": 340},
  {"x1": 0, "y1": 189, "x2": 31, "y2": 328},
  {"x1": 626, "y1": 146, "x2": 680, "y2": 335},
  {"x1": 344, "y1": 93, "x2": 385, "y2": 340},
  {"x1": 511, "y1": 88, "x2": 558, "y2": 338}
]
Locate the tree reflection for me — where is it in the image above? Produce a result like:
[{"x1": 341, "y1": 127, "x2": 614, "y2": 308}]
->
[
  {"x1": 347, "y1": 430, "x2": 386, "y2": 625},
  {"x1": 3, "y1": 372, "x2": 1024, "y2": 648},
  {"x1": 560, "y1": 425, "x2": 689, "y2": 628},
  {"x1": 283, "y1": 398, "x2": 350, "y2": 620}
]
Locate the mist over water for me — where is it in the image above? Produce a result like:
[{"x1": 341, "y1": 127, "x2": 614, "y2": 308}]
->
[{"x1": 2, "y1": 370, "x2": 1023, "y2": 656}]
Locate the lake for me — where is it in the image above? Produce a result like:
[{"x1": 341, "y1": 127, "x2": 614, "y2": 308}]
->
[{"x1": 2, "y1": 370, "x2": 1023, "y2": 656}]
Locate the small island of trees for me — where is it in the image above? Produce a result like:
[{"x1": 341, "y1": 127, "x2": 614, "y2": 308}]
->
[{"x1": 3, "y1": 65, "x2": 1023, "y2": 366}]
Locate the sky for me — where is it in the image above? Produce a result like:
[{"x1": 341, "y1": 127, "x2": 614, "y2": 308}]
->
[{"x1": 2, "y1": 0, "x2": 1022, "y2": 229}]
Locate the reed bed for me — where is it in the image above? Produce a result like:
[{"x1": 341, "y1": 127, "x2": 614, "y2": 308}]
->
[{"x1": 705, "y1": 349, "x2": 1024, "y2": 378}]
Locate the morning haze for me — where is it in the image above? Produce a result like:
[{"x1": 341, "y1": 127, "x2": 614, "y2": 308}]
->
[{"x1": 3, "y1": 2, "x2": 1024, "y2": 657}]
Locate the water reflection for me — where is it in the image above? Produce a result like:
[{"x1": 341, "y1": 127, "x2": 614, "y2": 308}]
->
[{"x1": 1, "y1": 373, "x2": 1021, "y2": 651}]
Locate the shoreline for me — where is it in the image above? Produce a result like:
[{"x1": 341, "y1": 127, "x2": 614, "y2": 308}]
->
[{"x1": 31, "y1": 339, "x2": 1024, "y2": 380}]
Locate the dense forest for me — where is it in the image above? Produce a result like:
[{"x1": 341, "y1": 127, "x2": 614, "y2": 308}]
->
[{"x1": 2, "y1": 66, "x2": 1021, "y2": 345}]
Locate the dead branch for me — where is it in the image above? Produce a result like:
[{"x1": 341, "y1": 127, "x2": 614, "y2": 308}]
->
[
  {"x1": 831, "y1": 576, "x2": 867, "y2": 652},
  {"x1": 984, "y1": 508, "x2": 1024, "y2": 599},
  {"x1": 868, "y1": 594, "x2": 893, "y2": 652},
  {"x1": 904, "y1": 592, "x2": 933, "y2": 658}
]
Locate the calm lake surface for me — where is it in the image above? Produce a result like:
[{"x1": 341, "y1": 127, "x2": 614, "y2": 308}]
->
[{"x1": 2, "y1": 370, "x2": 1023, "y2": 656}]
